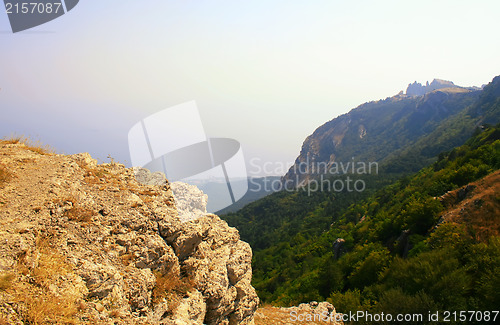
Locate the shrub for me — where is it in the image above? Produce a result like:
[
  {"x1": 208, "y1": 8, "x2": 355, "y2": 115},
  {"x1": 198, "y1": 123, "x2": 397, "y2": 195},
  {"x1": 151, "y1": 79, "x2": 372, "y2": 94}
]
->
[
  {"x1": 374, "y1": 288, "x2": 439, "y2": 324},
  {"x1": 2, "y1": 135, "x2": 55, "y2": 155},
  {"x1": 152, "y1": 270, "x2": 195, "y2": 315},
  {"x1": 328, "y1": 289, "x2": 364, "y2": 314}
]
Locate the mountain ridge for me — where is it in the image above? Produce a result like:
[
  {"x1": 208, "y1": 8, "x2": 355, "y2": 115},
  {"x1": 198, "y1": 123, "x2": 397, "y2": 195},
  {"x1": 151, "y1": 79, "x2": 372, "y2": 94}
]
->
[
  {"x1": 250, "y1": 124, "x2": 500, "y2": 310},
  {"x1": 405, "y1": 78, "x2": 481, "y2": 96},
  {"x1": 220, "y1": 76, "x2": 500, "y2": 318},
  {"x1": 282, "y1": 76, "x2": 500, "y2": 187}
]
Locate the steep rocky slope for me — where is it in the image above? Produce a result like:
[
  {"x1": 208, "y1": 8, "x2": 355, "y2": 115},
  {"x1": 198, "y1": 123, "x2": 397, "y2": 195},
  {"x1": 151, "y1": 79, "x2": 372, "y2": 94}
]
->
[
  {"x1": 0, "y1": 140, "x2": 258, "y2": 324},
  {"x1": 283, "y1": 76, "x2": 500, "y2": 186},
  {"x1": 437, "y1": 170, "x2": 500, "y2": 242}
]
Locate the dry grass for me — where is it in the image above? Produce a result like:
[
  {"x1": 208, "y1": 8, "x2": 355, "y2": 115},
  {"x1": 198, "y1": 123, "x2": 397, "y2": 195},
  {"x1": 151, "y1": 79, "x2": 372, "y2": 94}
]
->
[
  {"x1": 82, "y1": 169, "x2": 109, "y2": 185},
  {"x1": 120, "y1": 253, "x2": 134, "y2": 266},
  {"x1": 2, "y1": 135, "x2": 55, "y2": 155},
  {"x1": 0, "y1": 164, "x2": 11, "y2": 187},
  {"x1": 8, "y1": 236, "x2": 81, "y2": 324},
  {"x1": 440, "y1": 170, "x2": 500, "y2": 242},
  {"x1": 255, "y1": 304, "x2": 340, "y2": 325},
  {"x1": 64, "y1": 206, "x2": 96, "y2": 223},
  {"x1": 31, "y1": 238, "x2": 74, "y2": 286},
  {"x1": 152, "y1": 270, "x2": 195, "y2": 315},
  {"x1": 432, "y1": 87, "x2": 471, "y2": 94},
  {"x1": 108, "y1": 308, "x2": 122, "y2": 319},
  {"x1": 51, "y1": 196, "x2": 95, "y2": 223},
  {"x1": 81, "y1": 166, "x2": 128, "y2": 195},
  {"x1": 20, "y1": 291, "x2": 79, "y2": 325},
  {"x1": 0, "y1": 273, "x2": 14, "y2": 291},
  {"x1": 80, "y1": 163, "x2": 160, "y2": 200}
]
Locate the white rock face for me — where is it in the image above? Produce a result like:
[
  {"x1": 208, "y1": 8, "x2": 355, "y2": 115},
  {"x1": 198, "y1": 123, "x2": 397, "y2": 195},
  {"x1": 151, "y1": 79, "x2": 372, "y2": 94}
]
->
[
  {"x1": 170, "y1": 182, "x2": 208, "y2": 223},
  {"x1": 132, "y1": 166, "x2": 168, "y2": 186},
  {"x1": 132, "y1": 168, "x2": 208, "y2": 223},
  {"x1": 279, "y1": 301, "x2": 342, "y2": 324}
]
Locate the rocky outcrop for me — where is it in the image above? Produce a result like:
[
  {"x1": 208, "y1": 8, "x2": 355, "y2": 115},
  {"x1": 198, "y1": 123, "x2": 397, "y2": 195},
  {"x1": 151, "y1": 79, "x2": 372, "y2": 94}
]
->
[
  {"x1": 0, "y1": 141, "x2": 258, "y2": 324},
  {"x1": 406, "y1": 79, "x2": 460, "y2": 96},
  {"x1": 436, "y1": 170, "x2": 500, "y2": 242},
  {"x1": 281, "y1": 77, "x2": 495, "y2": 187},
  {"x1": 169, "y1": 182, "x2": 209, "y2": 223},
  {"x1": 254, "y1": 301, "x2": 343, "y2": 324},
  {"x1": 132, "y1": 166, "x2": 167, "y2": 186},
  {"x1": 133, "y1": 168, "x2": 209, "y2": 223},
  {"x1": 332, "y1": 238, "x2": 345, "y2": 259}
]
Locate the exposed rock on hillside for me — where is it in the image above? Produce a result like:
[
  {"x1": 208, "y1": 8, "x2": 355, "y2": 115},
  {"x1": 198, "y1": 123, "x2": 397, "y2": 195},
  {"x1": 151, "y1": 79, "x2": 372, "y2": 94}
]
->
[
  {"x1": 169, "y1": 182, "x2": 208, "y2": 223},
  {"x1": 406, "y1": 79, "x2": 459, "y2": 96},
  {"x1": 0, "y1": 141, "x2": 258, "y2": 324},
  {"x1": 437, "y1": 170, "x2": 500, "y2": 241},
  {"x1": 282, "y1": 76, "x2": 500, "y2": 187},
  {"x1": 132, "y1": 167, "x2": 208, "y2": 223},
  {"x1": 255, "y1": 301, "x2": 343, "y2": 324}
]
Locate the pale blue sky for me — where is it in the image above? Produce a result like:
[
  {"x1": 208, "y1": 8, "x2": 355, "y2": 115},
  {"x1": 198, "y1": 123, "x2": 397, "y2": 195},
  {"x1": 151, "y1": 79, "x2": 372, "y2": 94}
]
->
[{"x1": 1, "y1": 0, "x2": 499, "y2": 175}]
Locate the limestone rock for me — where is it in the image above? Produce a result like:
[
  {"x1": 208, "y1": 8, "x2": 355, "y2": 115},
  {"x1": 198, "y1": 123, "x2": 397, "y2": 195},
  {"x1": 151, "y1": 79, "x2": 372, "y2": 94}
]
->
[
  {"x1": 170, "y1": 290, "x2": 206, "y2": 325},
  {"x1": 133, "y1": 166, "x2": 168, "y2": 186},
  {"x1": 406, "y1": 78, "x2": 459, "y2": 96},
  {"x1": 284, "y1": 301, "x2": 341, "y2": 324},
  {"x1": 256, "y1": 301, "x2": 343, "y2": 324},
  {"x1": 0, "y1": 141, "x2": 258, "y2": 324},
  {"x1": 132, "y1": 167, "x2": 208, "y2": 223},
  {"x1": 170, "y1": 181, "x2": 208, "y2": 223}
]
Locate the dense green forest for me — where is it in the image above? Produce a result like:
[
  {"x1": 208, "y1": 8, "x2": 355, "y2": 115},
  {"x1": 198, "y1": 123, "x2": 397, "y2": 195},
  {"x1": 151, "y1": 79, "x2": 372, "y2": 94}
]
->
[
  {"x1": 221, "y1": 78, "x2": 500, "y2": 323},
  {"x1": 226, "y1": 77, "x2": 500, "y2": 255},
  {"x1": 250, "y1": 125, "x2": 499, "y2": 312}
]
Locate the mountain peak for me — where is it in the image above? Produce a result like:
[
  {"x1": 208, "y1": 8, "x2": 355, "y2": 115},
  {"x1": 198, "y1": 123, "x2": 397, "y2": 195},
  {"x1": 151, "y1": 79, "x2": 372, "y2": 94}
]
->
[{"x1": 406, "y1": 78, "x2": 458, "y2": 96}]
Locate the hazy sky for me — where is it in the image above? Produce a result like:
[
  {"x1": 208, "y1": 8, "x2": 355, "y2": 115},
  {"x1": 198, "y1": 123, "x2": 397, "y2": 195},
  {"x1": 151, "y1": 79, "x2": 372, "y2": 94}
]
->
[{"x1": 1, "y1": 0, "x2": 500, "y2": 176}]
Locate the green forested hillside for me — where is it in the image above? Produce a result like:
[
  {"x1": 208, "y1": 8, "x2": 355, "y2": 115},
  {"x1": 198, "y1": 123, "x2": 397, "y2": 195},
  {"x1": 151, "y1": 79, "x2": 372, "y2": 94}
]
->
[
  {"x1": 252, "y1": 125, "x2": 499, "y2": 317},
  {"x1": 223, "y1": 76, "x2": 500, "y2": 255},
  {"x1": 283, "y1": 76, "x2": 500, "y2": 187},
  {"x1": 222, "y1": 175, "x2": 393, "y2": 251},
  {"x1": 283, "y1": 88, "x2": 479, "y2": 187},
  {"x1": 382, "y1": 77, "x2": 500, "y2": 173},
  {"x1": 221, "y1": 77, "x2": 500, "y2": 322}
]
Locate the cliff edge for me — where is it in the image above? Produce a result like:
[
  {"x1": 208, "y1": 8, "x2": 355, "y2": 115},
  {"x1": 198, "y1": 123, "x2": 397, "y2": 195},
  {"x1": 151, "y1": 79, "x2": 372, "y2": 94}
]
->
[{"x1": 0, "y1": 140, "x2": 258, "y2": 324}]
